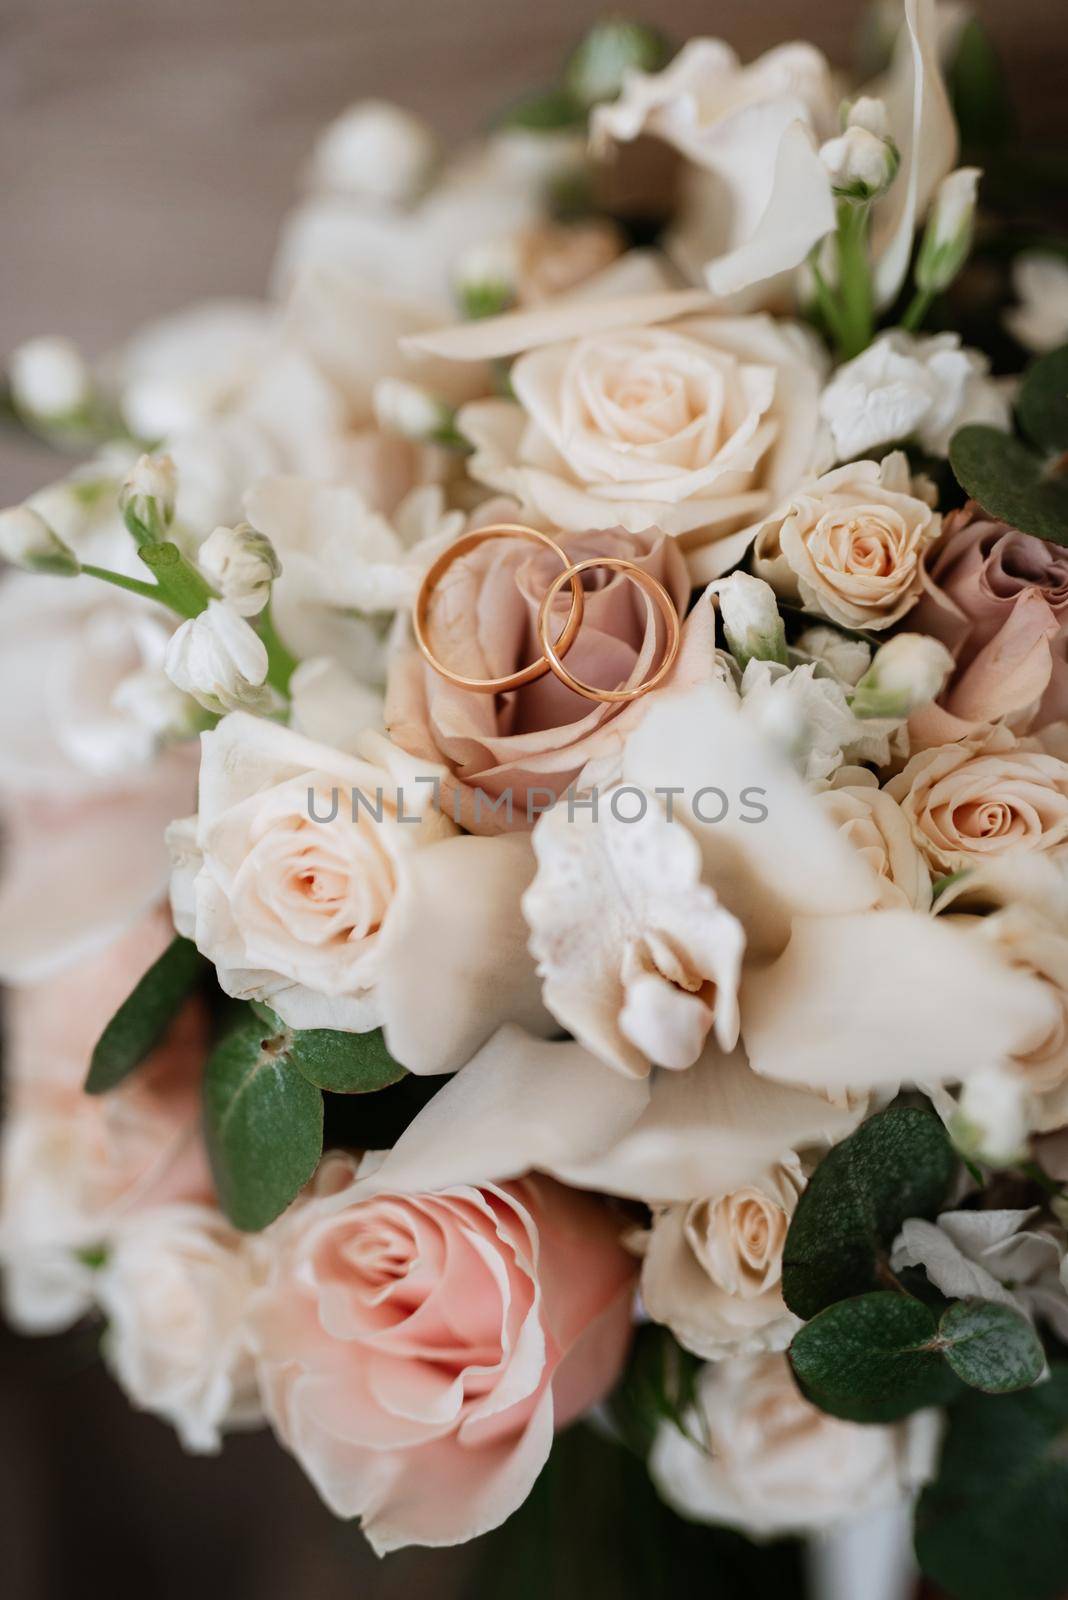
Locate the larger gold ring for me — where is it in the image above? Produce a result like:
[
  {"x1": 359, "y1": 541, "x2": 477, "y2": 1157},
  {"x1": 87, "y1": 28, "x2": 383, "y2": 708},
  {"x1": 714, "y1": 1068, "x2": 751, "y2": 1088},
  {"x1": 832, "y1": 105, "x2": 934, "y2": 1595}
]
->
[
  {"x1": 536, "y1": 557, "x2": 681, "y2": 704},
  {"x1": 413, "y1": 524, "x2": 585, "y2": 694}
]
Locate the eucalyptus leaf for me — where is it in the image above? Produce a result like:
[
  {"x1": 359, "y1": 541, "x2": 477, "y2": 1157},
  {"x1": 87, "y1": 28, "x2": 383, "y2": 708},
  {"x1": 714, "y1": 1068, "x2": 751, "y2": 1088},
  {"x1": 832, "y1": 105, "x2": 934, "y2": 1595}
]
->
[
  {"x1": 203, "y1": 1015, "x2": 323, "y2": 1232},
  {"x1": 788, "y1": 1292, "x2": 962, "y2": 1423},
  {"x1": 781, "y1": 1107, "x2": 956, "y2": 1319},
  {"x1": 1017, "y1": 343, "x2": 1068, "y2": 455},
  {"x1": 289, "y1": 1027, "x2": 407, "y2": 1094},
  {"x1": 86, "y1": 936, "x2": 205, "y2": 1095},
  {"x1": 948, "y1": 426, "x2": 1068, "y2": 545},
  {"x1": 938, "y1": 1298, "x2": 1045, "y2": 1393},
  {"x1": 915, "y1": 1365, "x2": 1068, "y2": 1600}
]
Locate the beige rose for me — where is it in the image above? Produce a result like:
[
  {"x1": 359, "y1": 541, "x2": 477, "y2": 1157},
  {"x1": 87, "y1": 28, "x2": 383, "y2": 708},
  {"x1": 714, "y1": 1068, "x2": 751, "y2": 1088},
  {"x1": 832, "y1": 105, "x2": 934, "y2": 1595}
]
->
[
  {"x1": 635, "y1": 1157, "x2": 803, "y2": 1359},
  {"x1": 887, "y1": 725, "x2": 1068, "y2": 876},
  {"x1": 752, "y1": 453, "x2": 939, "y2": 631},
  {"x1": 815, "y1": 766, "x2": 933, "y2": 911},
  {"x1": 650, "y1": 1353, "x2": 939, "y2": 1537}
]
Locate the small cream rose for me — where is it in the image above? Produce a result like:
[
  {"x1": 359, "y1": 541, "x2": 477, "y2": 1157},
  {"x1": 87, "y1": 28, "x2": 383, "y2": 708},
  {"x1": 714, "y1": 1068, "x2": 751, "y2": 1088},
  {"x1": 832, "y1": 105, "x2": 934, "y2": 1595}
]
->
[
  {"x1": 752, "y1": 452, "x2": 939, "y2": 631},
  {"x1": 651, "y1": 1354, "x2": 939, "y2": 1537},
  {"x1": 636, "y1": 1158, "x2": 803, "y2": 1359},
  {"x1": 887, "y1": 725, "x2": 1068, "y2": 875},
  {"x1": 815, "y1": 766, "x2": 932, "y2": 911}
]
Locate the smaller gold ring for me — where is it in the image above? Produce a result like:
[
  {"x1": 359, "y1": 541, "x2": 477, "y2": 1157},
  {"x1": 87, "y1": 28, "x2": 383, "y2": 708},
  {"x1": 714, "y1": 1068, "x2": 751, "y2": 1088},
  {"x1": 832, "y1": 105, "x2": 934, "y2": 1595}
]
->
[
  {"x1": 413, "y1": 524, "x2": 585, "y2": 694},
  {"x1": 536, "y1": 558, "x2": 681, "y2": 704}
]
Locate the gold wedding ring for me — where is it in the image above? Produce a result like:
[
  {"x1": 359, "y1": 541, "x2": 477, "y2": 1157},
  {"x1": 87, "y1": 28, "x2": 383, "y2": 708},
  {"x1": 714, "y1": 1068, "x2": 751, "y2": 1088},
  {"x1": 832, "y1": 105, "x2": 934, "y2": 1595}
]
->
[
  {"x1": 536, "y1": 557, "x2": 681, "y2": 703},
  {"x1": 413, "y1": 524, "x2": 585, "y2": 694},
  {"x1": 413, "y1": 524, "x2": 681, "y2": 705}
]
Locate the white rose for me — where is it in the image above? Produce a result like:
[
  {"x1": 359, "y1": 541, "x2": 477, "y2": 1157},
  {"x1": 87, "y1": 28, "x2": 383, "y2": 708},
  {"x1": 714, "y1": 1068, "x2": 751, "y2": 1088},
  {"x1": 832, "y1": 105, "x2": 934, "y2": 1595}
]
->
[
  {"x1": 197, "y1": 524, "x2": 281, "y2": 617},
  {"x1": 453, "y1": 301, "x2": 827, "y2": 558},
  {"x1": 1006, "y1": 252, "x2": 1068, "y2": 354},
  {"x1": 98, "y1": 1205, "x2": 263, "y2": 1453},
  {"x1": 751, "y1": 452, "x2": 940, "y2": 630},
  {"x1": 651, "y1": 1354, "x2": 939, "y2": 1537},
  {"x1": 164, "y1": 600, "x2": 274, "y2": 716},
  {"x1": 636, "y1": 1158, "x2": 804, "y2": 1359},
  {"x1": 9, "y1": 335, "x2": 92, "y2": 418},
  {"x1": 815, "y1": 767, "x2": 933, "y2": 912},
  {"x1": 820, "y1": 332, "x2": 1011, "y2": 462},
  {"x1": 308, "y1": 100, "x2": 439, "y2": 204}
]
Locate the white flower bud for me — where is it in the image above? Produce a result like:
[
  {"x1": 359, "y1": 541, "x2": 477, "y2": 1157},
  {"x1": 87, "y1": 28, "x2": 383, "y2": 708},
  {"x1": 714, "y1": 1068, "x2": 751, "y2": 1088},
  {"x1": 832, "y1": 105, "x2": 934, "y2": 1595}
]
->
[
  {"x1": 373, "y1": 378, "x2": 456, "y2": 443},
  {"x1": 0, "y1": 505, "x2": 80, "y2": 575},
  {"x1": 120, "y1": 453, "x2": 177, "y2": 545},
  {"x1": 851, "y1": 633, "x2": 954, "y2": 719},
  {"x1": 164, "y1": 600, "x2": 274, "y2": 716},
  {"x1": 844, "y1": 97, "x2": 891, "y2": 140},
  {"x1": 796, "y1": 625, "x2": 872, "y2": 687},
  {"x1": 9, "y1": 336, "x2": 92, "y2": 419},
  {"x1": 820, "y1": 125, "x2": 899, "y2": 200},
  {"x1": 915, "y1": 168, "x2": 982, "y2": 294},
  {"x1": 951, "y1": 1067, "x2": 1031, "y2": 1169},
  {"x1": 310, "y1": 100, "x2": 439, "y2": 204},
  {"x1": 198, "y1": 523, "x2": 281, "y2": 617},
  {"x1": 452, "y1": 239, "x2": 519, "y2": 319},
  {"x1": 708, "y1": 573, "x2": 788, "y2": 670},
  {"x1": 112, "y1": 668, "x2": 209, "y2": 742}
]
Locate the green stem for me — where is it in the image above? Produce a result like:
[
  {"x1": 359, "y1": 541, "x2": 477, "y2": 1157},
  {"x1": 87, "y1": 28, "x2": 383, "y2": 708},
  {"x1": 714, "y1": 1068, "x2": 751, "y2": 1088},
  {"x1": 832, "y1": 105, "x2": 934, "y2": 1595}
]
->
[
  {"x1": 901, "y1": 287, "x2": 935, "y2": 333},
  {"x1": 808, "y1": 250, "x2": 848, "y2": 346},
  {"x1": 835, "y1": 200, "x2": 875, "y2": 360},
  {"x1": 81, "y1": 564, "x2": 164, "y2": 604},
  {"x1": 138, "y1": 542, "x2": 216, "y2": 619},
  {"x1": 259, "y1": 604, "x2": 298, "y2": 696}
]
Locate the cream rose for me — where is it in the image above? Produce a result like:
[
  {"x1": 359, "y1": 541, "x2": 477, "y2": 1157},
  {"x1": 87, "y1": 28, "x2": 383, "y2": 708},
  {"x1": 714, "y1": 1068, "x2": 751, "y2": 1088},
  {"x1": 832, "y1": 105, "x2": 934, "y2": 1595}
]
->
[
  {"x1": 650, "y1": 1354, "x2": 939, "y2": 1537},
  {"x1": 635, "y1": 1157, "x2": 803, "y2": 1359},
  {"x1": 98, "y1": 1204, "x2": 263, "y2": 1453},
  {"x1": 460, "y1": 313, "x2": 825, "y2": 555},
  {"x1": 815, "y1": 766, "x2": 933, "y2": 911},
  {"x1": 752, "y1": 452, "x2": 940, "y2": 630},
  {"x1": 887, "y1": 725, "x2": 1068, "y2": 875},
  {"x1": 252, "y1": 1154, "x2": 635, "y2": 1553}
]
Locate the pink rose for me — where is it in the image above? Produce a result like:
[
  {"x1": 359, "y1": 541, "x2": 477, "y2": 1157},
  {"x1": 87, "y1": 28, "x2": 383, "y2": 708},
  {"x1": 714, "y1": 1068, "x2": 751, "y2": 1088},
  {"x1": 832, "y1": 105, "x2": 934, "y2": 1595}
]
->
[
  {"x1": 252, "y1": 1154, "x2": 636, "y2": 1552},
  {"x1": 910, "y1": 503, "x2": 1068, "y2": 744},
  {"x1": 386, "y1": 524, "x2": 708, "y2": 832}
]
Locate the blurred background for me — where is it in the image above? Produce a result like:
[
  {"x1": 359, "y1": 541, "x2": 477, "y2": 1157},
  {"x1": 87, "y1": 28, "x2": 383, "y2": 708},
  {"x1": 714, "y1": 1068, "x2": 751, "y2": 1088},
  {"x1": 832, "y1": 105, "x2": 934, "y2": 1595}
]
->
[{"x1": 0, "y1": 1, "x2": 1065, "y2": 1595}]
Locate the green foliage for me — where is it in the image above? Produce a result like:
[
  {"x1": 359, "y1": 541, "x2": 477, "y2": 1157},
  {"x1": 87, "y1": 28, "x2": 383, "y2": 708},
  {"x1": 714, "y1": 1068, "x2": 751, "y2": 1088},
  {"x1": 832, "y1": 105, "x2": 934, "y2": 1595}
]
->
[
  {"x1": 608, "y1": 1322, "x2": 703, "y2": 1459},
  {"x1": 938, "y1": 1298, "x2": 1045, "y2": 1393},
  {"x1": 781, "y1": 1107, "x2": 956, "y2": 1319},
  {"x1": 86, "y1": 936, "x2": 205, "y2": 1094},
  {"x1": 947, "y1": 18, "x2": 1016, "y2": 156},
  {"x1": 915, "y1": 1366, "x2": 1068, "y2": 1600},
  {"x1": 950, "y1": 345, "x2": 1068, "y2": 545},
  {"x1": 286, "y1": 1026, "x2": 408, "y2": 1095}
]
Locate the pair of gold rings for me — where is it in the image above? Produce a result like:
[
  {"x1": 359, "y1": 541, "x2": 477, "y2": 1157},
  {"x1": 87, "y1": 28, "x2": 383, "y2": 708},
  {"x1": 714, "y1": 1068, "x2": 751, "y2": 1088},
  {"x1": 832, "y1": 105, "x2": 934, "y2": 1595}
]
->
[{"x1": 413, "y1": 524, "x2": 681, "y2": 705}]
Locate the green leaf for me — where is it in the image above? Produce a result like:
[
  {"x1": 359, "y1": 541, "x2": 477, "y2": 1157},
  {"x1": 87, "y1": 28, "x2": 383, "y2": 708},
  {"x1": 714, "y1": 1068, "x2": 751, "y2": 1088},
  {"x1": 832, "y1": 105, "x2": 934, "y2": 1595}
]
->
[
  {"x1": 915, "y1": 1365, "x2": 1068, "y2": 1600},
  {"x1": 608, "y1": 1323, "x2": 703, "y2": 1459},
  {"x1": 949, "y1": 426, "x2": 1068, "y2": 545},
  {"x1": 564, "y1": 20, "x2": 672, "y2": 109},
  {"x1": 938, "y1": 1298, "x2": 1045, "y2": 1393},
  {"x1": 203, "y1": 1015, "x2": 323, "y2": 1231},
  {"x1": 781, "y1": 1107, "x2": 956, "y2": 1319},
  {"x1": 86, "y1": 936, "x2": 205, "y2": 1095},
  {"x1": 289, "y1": 1027, "x2": 407, "y2": 1094},
  {"x1": 789, "y1": 1292, "x2": 962, "y2": 1423},
  {"x1": 1017, "y1": 343, "x2": 1068, "y2": 456},
  {"x1": 497, "y1": 87, "x2": 586, "y2": 132},
  {"x1": 947, "y1": 17, "x2": 1016, "y2": 156}
]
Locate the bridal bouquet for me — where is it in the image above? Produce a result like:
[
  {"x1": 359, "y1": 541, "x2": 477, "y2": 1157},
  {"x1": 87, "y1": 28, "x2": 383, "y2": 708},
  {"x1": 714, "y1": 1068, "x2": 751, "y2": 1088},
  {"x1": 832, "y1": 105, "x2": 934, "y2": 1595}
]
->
[{"x1": 3, "y1": 4, "x2": 1068, "y2": 1595}]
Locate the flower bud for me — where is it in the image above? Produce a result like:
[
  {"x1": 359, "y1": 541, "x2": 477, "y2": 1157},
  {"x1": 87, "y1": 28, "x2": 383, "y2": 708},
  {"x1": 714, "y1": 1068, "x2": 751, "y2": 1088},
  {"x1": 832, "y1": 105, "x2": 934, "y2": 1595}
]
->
[
  {"x1": 950, "y1": 1066, "x2": 1030, "y2": 1169},
  {"x1": 198, "y1": 523, "x2": 281, "y2": 617},
  {"x1": 820, "y1": 102, "x2": 899, "y2": 202},
  {"x1": 163, "y1": 600, "x2": 274, "y2": 716},
  {"x1": 708, "y1": 573, "x2": 788, "y2": 670},
  {"x1": 0, "y1": 505, "x2": 80, "y2": 575},
  {"x1": 452, "y1": 240, "x2": 519, "y2": 320},
  {"x1": 373, "y1": 378, "x2": 459, "y2": 445},
  {"x1": 796, "y1": 625, "x2": 872, "y2": 687},
  {"x1": 850, "y1": 633, "x2": 954, "y2": 719},
  {"x1": 915, "y1": 167, "x2": 982, "y2": 295},
  {"x1": 565, "y1": 19, "x2": 670, "y2": 109},
  {"x1": 9, "y1": 336, "x2": 92, "y2": 420},
  {"x1": 310, "y1": 100, "x2": 439, "y2": 204},
  {"x1": 120, "y1": 453, "x2": 177, "y2": 546}
]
